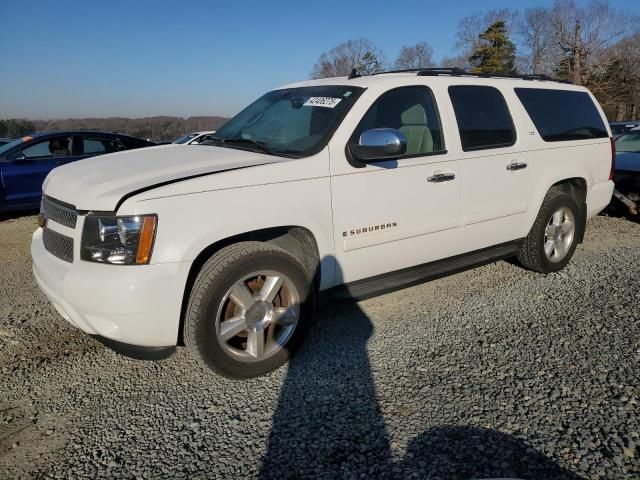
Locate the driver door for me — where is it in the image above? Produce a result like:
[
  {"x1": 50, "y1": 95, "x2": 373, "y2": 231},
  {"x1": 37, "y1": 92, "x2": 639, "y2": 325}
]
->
[
  {"x1": 1, "y1": 134, "x2": 74, "y2": 208},
  {"x1": 329, "y1": 85, "x2": 463, "y2": 285}
]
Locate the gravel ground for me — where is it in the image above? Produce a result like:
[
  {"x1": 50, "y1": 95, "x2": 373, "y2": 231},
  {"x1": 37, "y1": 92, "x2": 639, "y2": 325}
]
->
[{"x1": 0, "y1": 213, "x2": 639, "y2": 479}]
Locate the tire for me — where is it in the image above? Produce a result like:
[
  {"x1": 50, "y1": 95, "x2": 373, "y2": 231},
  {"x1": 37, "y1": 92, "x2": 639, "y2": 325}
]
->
[
  {"x1": 517, "y1": 188, "x2": 581, "y2": 273},
  {"x1": 184, "y1": 241, "x2": 315, "y2": 378}
]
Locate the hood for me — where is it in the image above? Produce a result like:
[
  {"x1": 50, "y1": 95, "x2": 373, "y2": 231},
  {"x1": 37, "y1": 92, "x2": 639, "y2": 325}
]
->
[
  {"x1": 616, "y1": 151, "x2": 640, "y2": 173},
  {"x1": 43, "y1": 144, "x2": 282, "y2": 211}
]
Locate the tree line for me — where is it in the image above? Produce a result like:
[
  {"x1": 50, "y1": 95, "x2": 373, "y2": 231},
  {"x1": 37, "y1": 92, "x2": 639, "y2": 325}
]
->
[
  {"x1": 0, "y1": 116, "x2": 229, "y2": 142},
  {"x1": 311, "y1": 0, "x2": 640, "y2": 121}
]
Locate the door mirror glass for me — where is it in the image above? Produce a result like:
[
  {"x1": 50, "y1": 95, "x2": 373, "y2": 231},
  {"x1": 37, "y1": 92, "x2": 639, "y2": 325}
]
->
[{"x1": 349, "y1": 128, "x2": 407, "y2": 161}]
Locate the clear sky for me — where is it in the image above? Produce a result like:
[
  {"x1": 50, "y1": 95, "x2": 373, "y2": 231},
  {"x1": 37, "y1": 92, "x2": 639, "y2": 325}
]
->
[{"x1": 0, "y1": 0, "x2": 637, "y2": 119}]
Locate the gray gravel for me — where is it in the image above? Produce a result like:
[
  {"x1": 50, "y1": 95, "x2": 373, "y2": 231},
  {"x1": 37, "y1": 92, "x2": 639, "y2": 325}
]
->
[{"x1": 1, "y1": 213, "x2": 639, "y2": 479}]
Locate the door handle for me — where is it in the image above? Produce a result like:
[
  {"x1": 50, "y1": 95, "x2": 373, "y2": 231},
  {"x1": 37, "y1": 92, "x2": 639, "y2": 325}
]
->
[
  {"x1": 506, "y1": 161, "x2": 527, "y2": 171},
  {"x1": 427, "y1": 172, "x2": 456, "y2": 183}
]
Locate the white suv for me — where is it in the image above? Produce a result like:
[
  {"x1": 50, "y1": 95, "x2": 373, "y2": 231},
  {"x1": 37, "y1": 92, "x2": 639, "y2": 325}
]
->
[{"x1": 32, "y1": 69, "x2": 615, "y2": 378}]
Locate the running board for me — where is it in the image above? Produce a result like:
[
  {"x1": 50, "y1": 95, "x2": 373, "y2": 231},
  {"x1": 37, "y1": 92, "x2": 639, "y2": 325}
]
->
[{"x1": 331, "y1": 239, "x2": 523, "y2": 301}]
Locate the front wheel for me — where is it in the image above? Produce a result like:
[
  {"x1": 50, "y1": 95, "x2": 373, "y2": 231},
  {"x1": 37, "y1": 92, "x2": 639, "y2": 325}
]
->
[
  {"x1": 517, "y1": 189, "x2": 581, "y2": 273},
  {"x1": 184, "y1": 242, "x2": 314, "y2": 378}
]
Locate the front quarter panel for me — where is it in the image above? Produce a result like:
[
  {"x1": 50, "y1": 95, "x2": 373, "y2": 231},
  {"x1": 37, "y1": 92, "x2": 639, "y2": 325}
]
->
[{"x1": 117, "y1": 150, "x2": 336, "y2": 289}]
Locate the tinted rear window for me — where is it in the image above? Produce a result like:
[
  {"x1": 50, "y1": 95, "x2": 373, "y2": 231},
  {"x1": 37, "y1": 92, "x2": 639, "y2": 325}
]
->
[
  {"x1": 514, "y1": 88, "x2": 608, "y2": 142},
  {"x1": 118, "y1": 136, "x2": 152, "y2": 149},
  {"x1": 448, "y1": 86, "x2": 516, "y2": 151}
]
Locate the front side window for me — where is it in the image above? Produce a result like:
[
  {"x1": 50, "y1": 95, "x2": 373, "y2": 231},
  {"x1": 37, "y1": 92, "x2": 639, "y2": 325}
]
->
[
  {"x1": 22, "y1": 136, "x2": 73, "y2": 159},
  {"x1": 351, "y1": 86, "x2": 445, "y2": 157},
  {"x1": 515, "y1": 88, "x2": 608, "y2": 142},
  {"x1": 449, "y1": 86, "x2": 516, "y2": 151},
  {"x1": 210, "y1": 86, "x2": 365, "y2": 157}
]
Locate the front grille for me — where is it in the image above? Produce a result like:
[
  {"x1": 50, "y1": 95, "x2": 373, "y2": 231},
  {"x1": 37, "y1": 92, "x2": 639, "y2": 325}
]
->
[
  {"x1": 43, "y1": 228, "x2": 74, "y2": 263},
  {"x1": 41, "y1": 195, "x2": 77, "y2": 228}
]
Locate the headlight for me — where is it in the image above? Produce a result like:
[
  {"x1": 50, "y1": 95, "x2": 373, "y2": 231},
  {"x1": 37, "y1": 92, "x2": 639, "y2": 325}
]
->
[{"x1": 81, "y1": 215, "x2": 157, "y2": 265}]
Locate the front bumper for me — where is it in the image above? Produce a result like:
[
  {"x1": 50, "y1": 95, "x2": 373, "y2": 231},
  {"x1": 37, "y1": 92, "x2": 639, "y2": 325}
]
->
[{"x1": 32, "y1": 228, "x2": 191, "y2": 354}]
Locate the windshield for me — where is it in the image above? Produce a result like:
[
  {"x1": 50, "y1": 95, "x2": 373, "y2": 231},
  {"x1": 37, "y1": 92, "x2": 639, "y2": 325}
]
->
[
  {"x1": 208, "y1": 85, "x2": 364, "y2": 157},
  {"x1": 0, "y1": 137, "x2": 27, "y2": 156},
  {"x1": 616, "y1": 132, "x2": 640, "y2": 153},
  {"x1": 174, "y1": 133, "x2": 199, "y2": 144}
]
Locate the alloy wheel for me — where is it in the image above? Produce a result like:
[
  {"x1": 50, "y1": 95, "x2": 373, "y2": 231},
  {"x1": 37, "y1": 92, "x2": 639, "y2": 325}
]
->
[
  {"x1": 215, "y1": 271, "x2": 300, "y2": 362},
  {"x1": 543, "y1": 206, "x2": 575, "y2": 263}
]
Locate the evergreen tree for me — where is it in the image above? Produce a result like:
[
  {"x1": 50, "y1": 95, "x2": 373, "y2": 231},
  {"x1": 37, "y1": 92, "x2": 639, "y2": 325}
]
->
[
  {"x1": 468, "y1": 21, "x2": 517, "y2": 74},
  {"x1": 358, "y1": 51, "x2": 384, "y2": 75}
]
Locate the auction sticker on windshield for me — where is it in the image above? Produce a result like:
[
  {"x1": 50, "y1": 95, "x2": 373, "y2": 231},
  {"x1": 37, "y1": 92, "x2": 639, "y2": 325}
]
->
[{"x1": 304, "y1": 97, "x2": 342, "y2": 108}]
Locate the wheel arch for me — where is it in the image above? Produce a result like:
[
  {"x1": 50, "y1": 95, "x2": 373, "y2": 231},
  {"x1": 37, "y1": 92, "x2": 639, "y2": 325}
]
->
[{"x1": 177, "y1": 226, "x2": 321, "y2": 345}]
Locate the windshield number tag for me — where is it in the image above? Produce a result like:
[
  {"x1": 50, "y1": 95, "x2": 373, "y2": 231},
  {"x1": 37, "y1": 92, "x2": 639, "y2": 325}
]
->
[{"x1": 303, "y1": 97, "x2": 342, "y2": 108}]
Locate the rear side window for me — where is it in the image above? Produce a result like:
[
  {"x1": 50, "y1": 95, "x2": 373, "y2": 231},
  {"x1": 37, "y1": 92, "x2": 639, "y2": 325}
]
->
[
  {"x1": 448, "y1": 86, "x2": 516, "y2": 151},
  {"x1": 514, "y1": 88, "x2": 608, "y2": 142},
  {"x1": 118, "y1": 136, "x2": 152, "y2": 149},
  {"x1": 81, "y1": 136, "x2": 122, "y2": 155}
]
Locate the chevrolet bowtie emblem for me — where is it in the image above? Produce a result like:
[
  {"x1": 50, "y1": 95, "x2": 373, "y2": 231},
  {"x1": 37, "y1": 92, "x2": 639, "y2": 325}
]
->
[{"x1": 37, "y1": 213, "x2": 47, "y2": 228}]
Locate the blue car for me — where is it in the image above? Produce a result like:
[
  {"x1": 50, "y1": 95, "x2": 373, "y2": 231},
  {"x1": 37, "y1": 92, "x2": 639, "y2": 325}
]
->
[
  {"x1": 612, "y1": 129, "x2": 640, "y2": 216},
  {"x1": 0, "y1": 131, "x2": 155, "y2": 212}
]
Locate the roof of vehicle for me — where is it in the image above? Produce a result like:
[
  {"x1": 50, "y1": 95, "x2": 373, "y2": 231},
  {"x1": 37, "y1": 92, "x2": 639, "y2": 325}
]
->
[
  {"x1": 22, "y1": 130, "x2": 151, "y2": 139},
  {"x1": 280, "y1": 68, "x2": 589, "y2": 92}
]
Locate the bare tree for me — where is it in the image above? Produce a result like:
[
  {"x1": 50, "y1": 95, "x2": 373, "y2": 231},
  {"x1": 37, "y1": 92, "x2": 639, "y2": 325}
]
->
[
  {"x1": 440, "y1": 54, "x2": 469, "y2": 70},
  {"x1": 589, "y1": 32, "x2": 640, "y2": 120},
  {"x1": 517, "y1": 7, "x2": 556, "y2": 74},
  {"x1": 552, "y1": 0, "x2": 636, "y2": 85},
  {"x1": 394, "y1": 42, "x2": 434, "y2": 70},
  {"x1": 310, "y1": 39, "x2": 386, "y2": 78}
]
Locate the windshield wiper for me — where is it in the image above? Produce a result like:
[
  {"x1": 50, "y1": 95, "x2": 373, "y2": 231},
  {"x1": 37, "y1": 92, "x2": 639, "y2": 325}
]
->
[
  {"x1": 219, "y1": 137, "x2": 276, "y2": 156},
  {"x1": 200, "y1": 136, "x2": 297, "y2": 157}
]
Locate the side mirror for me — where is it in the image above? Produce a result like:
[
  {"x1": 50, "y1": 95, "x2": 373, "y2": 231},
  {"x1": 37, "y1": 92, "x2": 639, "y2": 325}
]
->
[{"x1": 349, "y1": 128, "x2": 407, "y2": 162}]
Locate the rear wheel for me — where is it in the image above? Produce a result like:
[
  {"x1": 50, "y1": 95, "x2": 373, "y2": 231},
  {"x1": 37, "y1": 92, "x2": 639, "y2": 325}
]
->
[
  {"x1": 184, "y1": 242, "x2": 314, "y2": 378},
  {"x1": 517, "y1": 189, "x2": 581, "y2": 273}
]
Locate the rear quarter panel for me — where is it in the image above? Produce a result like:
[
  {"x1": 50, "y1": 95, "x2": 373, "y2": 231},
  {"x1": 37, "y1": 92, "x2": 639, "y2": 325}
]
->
[{"x1": 513, "y1": 86, "x2": 612, "y2": 237}]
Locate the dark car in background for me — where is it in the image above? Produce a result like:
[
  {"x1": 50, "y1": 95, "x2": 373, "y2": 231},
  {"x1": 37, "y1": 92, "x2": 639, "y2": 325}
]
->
[
  {"x1": 0, "y1": 131, "x2": 155, "y2": 212},
  {"x1": 611, "y1": 129, "x2": 640, "y2": 216},
  {"x1": 610, "y1": 121, "x2": 640, "y2": 137}
]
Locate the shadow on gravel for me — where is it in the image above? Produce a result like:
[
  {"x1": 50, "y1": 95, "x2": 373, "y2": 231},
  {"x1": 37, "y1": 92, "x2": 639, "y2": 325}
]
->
[
  {"x1": 600, "y1": 208, "x2": 640, "y2": 224},
  {"x1": 259, "y1": 261, "x2": 580, "y2": 479},
  {"x1": 0, "y1": 208, "x2": 38, "y2": 223},
  {"x1": 401, "y1": 426, "x2": 581, "y2": 479}
]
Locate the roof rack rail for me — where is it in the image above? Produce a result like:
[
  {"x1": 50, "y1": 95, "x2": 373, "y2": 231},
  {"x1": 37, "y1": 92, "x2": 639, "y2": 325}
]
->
[
  {"x1": 369, "y1": 67, "x2": 571, "y2": 84},
  {"x1": 416, "y1": 67, "x2": 467, "y2": 76},
  {"x1": 417, "y1": 68, "x2": 571, "y2": 83},
  {"x1": 370, "y1": 68, "x2": 427, "y2": 75}
]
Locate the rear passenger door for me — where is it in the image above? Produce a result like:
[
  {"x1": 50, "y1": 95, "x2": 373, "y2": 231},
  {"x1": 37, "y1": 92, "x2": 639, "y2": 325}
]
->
[{"x1": 449, "y1": 85, "x2": 532, "y2": 247}]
